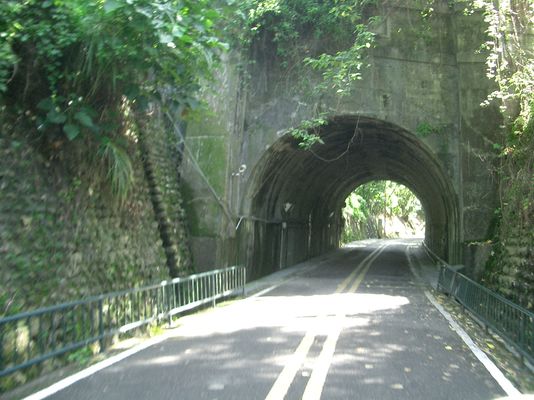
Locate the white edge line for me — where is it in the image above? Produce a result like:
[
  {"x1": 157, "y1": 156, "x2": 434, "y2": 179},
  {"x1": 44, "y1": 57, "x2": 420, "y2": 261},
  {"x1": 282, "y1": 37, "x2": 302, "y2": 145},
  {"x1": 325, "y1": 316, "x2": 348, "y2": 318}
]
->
[
  {"x1": 406, "y1": 246, "x2": 521, "y2": 397},
  {"x1": 424, "y1": 290, "x2": 521, "y2": 397},
  {"x1": 23, "y1": 259, "x2": 307, "y2": 399},
  {"x1": 248, "y1": 284, "x2": 280, "y2": 299},
  {"x1": 22, "y1": 263, "x2": 302, "y2": 399},
  {"x1": 23, "y1": 334, "x2": 170, "y2": 400}
]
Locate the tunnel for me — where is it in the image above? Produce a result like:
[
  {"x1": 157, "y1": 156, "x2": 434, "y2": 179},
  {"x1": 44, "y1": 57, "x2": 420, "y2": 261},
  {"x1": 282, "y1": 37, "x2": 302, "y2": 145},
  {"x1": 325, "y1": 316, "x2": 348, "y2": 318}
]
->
[{"x1": 238, "y1": 115, "x2": 460, "y2": 279}]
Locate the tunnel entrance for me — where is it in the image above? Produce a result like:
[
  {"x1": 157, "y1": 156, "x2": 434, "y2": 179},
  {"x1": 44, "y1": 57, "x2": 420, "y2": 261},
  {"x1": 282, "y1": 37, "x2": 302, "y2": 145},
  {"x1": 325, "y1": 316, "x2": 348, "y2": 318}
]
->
[
  {"x1": 341, "y1": 180, "x2": 425, "y2": 244},
  {"x1": 239, "y1": 115, "x2": 459, "y2": 279}
]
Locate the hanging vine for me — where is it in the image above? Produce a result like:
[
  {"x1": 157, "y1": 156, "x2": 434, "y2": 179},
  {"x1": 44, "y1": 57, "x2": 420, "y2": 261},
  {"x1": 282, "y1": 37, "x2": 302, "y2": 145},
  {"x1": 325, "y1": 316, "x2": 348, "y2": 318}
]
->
[
  {"x1": 475, "y1": 0, "x2": 533, "y2": 237},
  {"x1": 462, "y1": 0, "x2": 534, "y2": 307},
  {"x1": 231, "y1": 0, "x2": 378, "y2": 149}
]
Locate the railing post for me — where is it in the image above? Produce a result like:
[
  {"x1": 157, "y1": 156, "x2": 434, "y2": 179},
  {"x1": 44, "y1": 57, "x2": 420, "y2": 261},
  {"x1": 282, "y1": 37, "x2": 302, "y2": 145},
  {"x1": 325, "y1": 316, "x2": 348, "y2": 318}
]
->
[
  {"x1": 242, "y1": 267, "x2": 246, "y2": 297},
  {"x1": 211, "y1": 274, "x2": 216, "y2": 308},
  {"x1": 519, "y1": 314, "x2": 525, "y2": 348},
  {"x1": 98, "y1": 298, "x2": 105, "y2": 352},
  {"x1": 162, "y1": 283, "x2": 172, "y2": 328},
  {"x1": 449, "y1": 269, "x2": 457, "y2": 298},
  {"x1": 437, "y1": 266, "x2": 443, "y2": 292},
  {"x1": 0, "y1": 323, "x2": 4, "y2": 371},
  {"x1": 484, "y1": 292, "x2": 490, "y2": 333}
]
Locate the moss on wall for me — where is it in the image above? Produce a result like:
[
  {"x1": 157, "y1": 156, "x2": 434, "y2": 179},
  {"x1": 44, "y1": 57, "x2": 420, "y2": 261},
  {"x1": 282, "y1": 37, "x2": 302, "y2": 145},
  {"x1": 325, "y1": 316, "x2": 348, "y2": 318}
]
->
[
  {"x1": 0, "y1": 112, "x2": 190, "y2": 316},
  {"x1": 137, "y1": 111, "x2": 193, "y2": 276},
  {"x1": 181, "y1": 110, "x2": 231, "y2": 266},
  {"x1": 483, "y1": 233, "x2": 534, "y2": 311}
]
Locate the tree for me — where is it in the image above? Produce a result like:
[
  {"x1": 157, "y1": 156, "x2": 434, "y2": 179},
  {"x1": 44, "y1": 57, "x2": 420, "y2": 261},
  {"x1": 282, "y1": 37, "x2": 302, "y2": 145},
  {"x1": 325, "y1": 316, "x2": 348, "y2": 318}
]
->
[{"x1": 342, "y1": 181, "x2": 424, "y2": 242}]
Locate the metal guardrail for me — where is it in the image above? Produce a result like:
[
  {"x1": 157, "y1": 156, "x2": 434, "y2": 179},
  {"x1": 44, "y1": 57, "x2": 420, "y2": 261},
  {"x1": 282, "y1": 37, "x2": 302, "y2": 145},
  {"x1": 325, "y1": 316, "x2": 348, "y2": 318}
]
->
[
  {"x1": 438, "y1": 265, "x2": 534, "y2": 365},
  {"x1": 0, "y1": 266, "x2": 246, "y2": 378}
]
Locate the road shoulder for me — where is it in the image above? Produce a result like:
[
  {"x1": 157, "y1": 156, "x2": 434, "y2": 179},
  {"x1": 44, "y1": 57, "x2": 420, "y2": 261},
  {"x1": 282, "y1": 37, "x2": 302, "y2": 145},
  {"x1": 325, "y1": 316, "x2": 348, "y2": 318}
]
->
[{"x1": 407, "y1": 244, "x2": 534, "y2": 394}]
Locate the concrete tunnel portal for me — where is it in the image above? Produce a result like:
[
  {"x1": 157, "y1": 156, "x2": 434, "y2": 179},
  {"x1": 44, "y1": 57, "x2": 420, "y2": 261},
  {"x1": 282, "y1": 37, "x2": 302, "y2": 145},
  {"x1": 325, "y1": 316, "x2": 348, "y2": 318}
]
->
[{"x1": 238, "y1": 116, "x2": 460, "y2": 279}]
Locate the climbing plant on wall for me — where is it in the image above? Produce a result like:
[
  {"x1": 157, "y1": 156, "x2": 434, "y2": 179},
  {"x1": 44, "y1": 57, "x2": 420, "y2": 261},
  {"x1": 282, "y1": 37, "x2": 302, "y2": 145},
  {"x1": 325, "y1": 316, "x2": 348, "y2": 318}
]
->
[
  {"x1": 233, "y1": 0, "x2": 377, "y2": 148},
  {"x1": 475, "y1": 0, "x2": 534, "y2": 235},
  {"x1": 470, "y1": 0, "x2": 534, "y2": 306}
]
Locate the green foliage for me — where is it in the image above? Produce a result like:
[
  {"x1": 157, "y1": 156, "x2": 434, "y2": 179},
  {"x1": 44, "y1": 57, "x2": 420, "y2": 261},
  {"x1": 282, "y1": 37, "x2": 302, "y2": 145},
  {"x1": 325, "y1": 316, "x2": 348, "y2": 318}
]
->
[
  {"x1": 66, "y1": 346, "x2": 94, "y2": 366},
  {"x1": 342, "y1": 180, "x2": 424, "y2": 243},
  {"x1": 469, "y1": 0, "x2": 534, "y2": 306},
  {"x1": 476, "y1": 0, "x2": 533, "y2": 119},
  {"x1": 99, "y1": 137, "x2": 135, "y2": 202},
  {"x1": 475, "y1": 0, "x2": 534, "y2": 236},
  {"x1": 415, "y1": 121, "x2": 445, "y2": 138},
  {"x1": 0, "y1": 36, "x2": 17, "y2": 94},
  {"x1": 237, "y1": 0, "x2": 376, "y2": 75},
  {"x1": 234, "y1": 0, "x2": 377, "y2": 148},
  {"x1": 289, "y1": 116, "x2": 327, "y2": 149},
  {"x1": 0, "y1": 0, "x2": 228, "y2": 199},
  {"x1": 305, "y1": 24, "x2": 374, "y2": 95},
  {"x1": 237, "y1": 0, "x2": 367, "y2": 54}
]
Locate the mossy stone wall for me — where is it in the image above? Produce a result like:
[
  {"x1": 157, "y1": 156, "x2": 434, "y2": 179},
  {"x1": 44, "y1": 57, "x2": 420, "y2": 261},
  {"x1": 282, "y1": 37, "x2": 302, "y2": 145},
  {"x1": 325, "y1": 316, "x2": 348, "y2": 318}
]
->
[{"x1": 0, "y1": 115, "x2": 189, "y2": 315}]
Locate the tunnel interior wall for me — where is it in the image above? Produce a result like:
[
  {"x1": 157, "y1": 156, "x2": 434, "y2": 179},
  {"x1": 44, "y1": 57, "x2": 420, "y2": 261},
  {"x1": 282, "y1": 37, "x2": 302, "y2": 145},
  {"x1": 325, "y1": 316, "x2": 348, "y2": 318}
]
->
[{"x1": 238, "y1": 116, "x2": 461, "y2": 280}]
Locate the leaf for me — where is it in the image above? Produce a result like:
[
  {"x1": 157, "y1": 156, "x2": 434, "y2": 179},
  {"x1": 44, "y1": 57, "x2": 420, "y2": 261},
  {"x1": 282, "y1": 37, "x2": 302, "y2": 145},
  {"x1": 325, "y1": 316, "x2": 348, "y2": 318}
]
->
[
  {"x1": 63, "y1": 124, "x2": 80, "y2": 141},
  {"x1": 74, "y1": 111, "x2": 94, "y2": 128},
  {"x1": 37, "y1": 98, "x2": 55, "y2": 111},
  {"x1": 135, "y1": 95, "x2": 149, "y2": 111},
  {"x1": 46, "y1": 110, "x2": 67, "y2": 124},
  {"x1": 159, "y1": 33, "x2": 173, "y2": 44},
  {"x1": 104, "y1": 0, "x2": 122, "y2": 13},
  {"x1": 21, "y1": 216, "x2": 32, "y2": 226},
  {"x1": 181, "y1": 34, "x2": 193, "y2": 44},
  {"x1": 172, "y1": 26, "x2": 185, "y2": 38},
  {"x1": 124, "y1": 85, "x2": 140, "y2": 100}
]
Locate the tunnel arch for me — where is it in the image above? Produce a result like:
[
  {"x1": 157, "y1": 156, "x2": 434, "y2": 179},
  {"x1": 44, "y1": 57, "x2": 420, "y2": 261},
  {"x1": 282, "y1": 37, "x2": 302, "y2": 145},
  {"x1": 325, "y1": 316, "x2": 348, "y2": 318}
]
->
[{"x1": 239, "y1": 115, "x2": 460, "y2": 278}]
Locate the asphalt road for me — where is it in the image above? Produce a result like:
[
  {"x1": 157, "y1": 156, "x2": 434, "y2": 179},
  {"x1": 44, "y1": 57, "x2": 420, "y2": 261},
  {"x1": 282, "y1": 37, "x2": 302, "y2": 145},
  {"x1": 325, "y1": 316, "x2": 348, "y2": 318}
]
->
[{"x1": 45, "y1": 240, "x2": 505, "y2": 400}]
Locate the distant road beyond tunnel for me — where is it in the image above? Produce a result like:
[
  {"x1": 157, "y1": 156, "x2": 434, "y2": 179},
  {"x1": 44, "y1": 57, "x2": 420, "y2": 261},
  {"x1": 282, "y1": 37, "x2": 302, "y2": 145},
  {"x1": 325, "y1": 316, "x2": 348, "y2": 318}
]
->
[{"x1": 46, "y1": 240, "x2": 505, "y2": 400}]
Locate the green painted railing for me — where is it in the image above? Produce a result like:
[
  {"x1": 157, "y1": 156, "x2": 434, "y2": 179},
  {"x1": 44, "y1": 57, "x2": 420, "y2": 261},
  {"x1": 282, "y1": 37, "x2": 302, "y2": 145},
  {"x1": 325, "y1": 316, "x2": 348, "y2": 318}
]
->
[
  {"x1": 0, "y1": 266, "x2": 246, "y2": 379},
  {"x1": 438, "y1": 265, "x2": 534, "y2": 365}
]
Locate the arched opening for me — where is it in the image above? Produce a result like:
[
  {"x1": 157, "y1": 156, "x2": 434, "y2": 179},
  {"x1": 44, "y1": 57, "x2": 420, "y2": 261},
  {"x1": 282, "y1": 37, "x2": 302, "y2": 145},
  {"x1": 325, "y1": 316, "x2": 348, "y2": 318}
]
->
[
  {"x1": 341, "y1": 180, "x2": 425, "y2": 243},
  {"x1": 239, "y1": 115, "x2": 460, "y2": 279}
]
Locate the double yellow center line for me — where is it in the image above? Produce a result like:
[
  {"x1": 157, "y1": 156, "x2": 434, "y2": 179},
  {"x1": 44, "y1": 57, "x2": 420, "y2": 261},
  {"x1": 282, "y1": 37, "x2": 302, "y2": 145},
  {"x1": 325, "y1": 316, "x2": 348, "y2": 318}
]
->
[{"x1": 265, "y1": 244, "x2": 389, "y2": 400}]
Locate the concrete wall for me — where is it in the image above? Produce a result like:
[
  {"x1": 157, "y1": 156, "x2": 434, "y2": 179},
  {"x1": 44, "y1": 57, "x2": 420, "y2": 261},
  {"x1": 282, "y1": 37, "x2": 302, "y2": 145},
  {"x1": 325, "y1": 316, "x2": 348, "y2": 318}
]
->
[{"x1": 182, "y1": 1, "x2": 500, "y2": 277}]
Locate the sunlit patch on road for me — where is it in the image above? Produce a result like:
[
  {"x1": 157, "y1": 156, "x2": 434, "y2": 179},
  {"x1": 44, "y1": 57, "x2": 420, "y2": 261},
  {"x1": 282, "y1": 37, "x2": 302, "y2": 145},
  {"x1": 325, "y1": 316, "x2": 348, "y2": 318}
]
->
[{"x1": 171, "y1": 293, "x2": 410, "y2": 338}]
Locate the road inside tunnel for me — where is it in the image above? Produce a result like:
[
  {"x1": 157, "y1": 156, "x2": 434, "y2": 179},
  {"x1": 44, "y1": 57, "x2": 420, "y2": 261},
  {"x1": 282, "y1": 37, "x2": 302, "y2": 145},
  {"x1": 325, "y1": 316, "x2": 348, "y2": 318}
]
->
[
  {"x1": 40, "y1": 240, "x2": 509, "y2": 400},
  {"x1": 240, "y1": 115, "x2": 460, "y2": 279}
]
